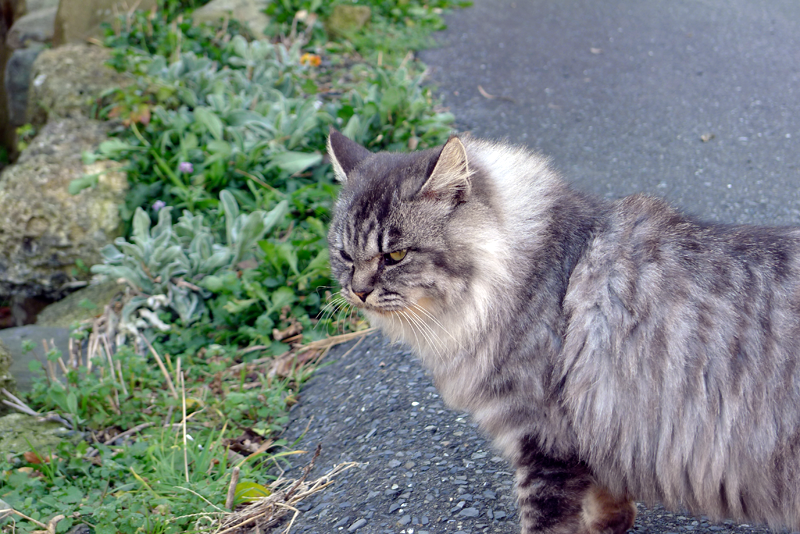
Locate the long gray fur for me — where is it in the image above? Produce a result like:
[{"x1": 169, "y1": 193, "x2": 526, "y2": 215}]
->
[{"x1": 326, "y1": 130, "x2": 800, "y2": 534}]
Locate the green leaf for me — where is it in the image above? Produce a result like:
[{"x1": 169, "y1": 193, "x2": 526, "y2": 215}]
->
[
  {"x1": 223, "y1": 298, "x2": 257, "y2": 314},
  {"x1": 269, "y1": 286, "x2": 296, "y2": 314},
  {"x1": 194, "y1": 107, "x2": 224, "y2": 141},
  {"x1": 68, "y1": 174, "x2": 99, "y2": 195},
  {"x1": 78, "y1": 299, "x2": 98, "y2": 310},
  {"x1": 66, "y1": 391, "x2": 78, "y2": 414},
  {"x1": 234, "y1": 481, "x2": 271, "y2": 505},
  {"x1": 268, "y1": 151, "x2": 323, "y2": 175},
  {"x1": 98, "y1": 138, "x2": 135, "y2": 157}
]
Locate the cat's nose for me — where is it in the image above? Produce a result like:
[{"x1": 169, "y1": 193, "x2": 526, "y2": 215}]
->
[{"x1": 353, "y1": 289, "x2": 373, "y2": 302}]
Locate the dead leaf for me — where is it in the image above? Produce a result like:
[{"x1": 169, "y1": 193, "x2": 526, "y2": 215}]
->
[
  {"x1": 477, "y1": 85, "x2": 495, "y2": 99},
  {"x1": 700, "y1": 132, "x2": 715, "y2": 142},
  {"x1": 23, "y1": 451, "x2": 43, "y2": 464},
  {"x1": 273, "y1": 321, "x2": 303, "y2": 341},
  {"x1": 237, "y1": 258, "x2": 258, "y2": 270}
]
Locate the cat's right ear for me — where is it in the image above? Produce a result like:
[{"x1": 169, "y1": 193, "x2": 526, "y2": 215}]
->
[{"x1": 327, "y1": 129, "x2": 371, "y2": 184}]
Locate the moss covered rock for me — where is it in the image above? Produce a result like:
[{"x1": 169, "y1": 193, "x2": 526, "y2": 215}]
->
[
  {"x1": 0, "y1": 117, "x2": 128, "y2": 299},
  {"x1": 35, "y1": 279, "x2": 125, "y2": 327},
  {"x1": 0, "y1": 413, "x2": 69, "y2": 454},
  {"x1": 26, "y1": 43, "x2": 130, "y2": 128},
  {"x1": 325, "y1": 5, "x2": 371, "y2": 39}
]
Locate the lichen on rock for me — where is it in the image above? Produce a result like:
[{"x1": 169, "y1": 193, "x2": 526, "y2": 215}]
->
[
  {"x1": 0, "y1": 117, "x2": 128, "y2": 299},
  {"x1": 25, "y1": 43, "x2": 131, "y2": 129}
]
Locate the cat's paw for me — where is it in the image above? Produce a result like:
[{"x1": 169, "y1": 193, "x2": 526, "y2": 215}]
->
[{"x1": 580, "y1": 485, "x2": 636, "y2": 534}]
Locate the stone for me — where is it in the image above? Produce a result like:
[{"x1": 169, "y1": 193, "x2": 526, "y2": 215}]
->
[
  {"x1": 26, "y1": 43, "x2": 130, "y2": 128},
  {"x1": 6, "y1": 6, "x2": 57, "y2": 49},
  {"x1": 0, "y1": 325, "x2": 70, "y2": 391},
  {"x1": 35, "y1": 279, "x2": 125, "y2": 328},
  {"x1": 192, "y1": 0, "x2": 269, "y2": 40},
  {"x1": 325, "y1": 5, "x2": 371, "y2": 39},
  {"x1": 52, "y1": 0, "x2": 157, "y2": 46},
  {"x1": 0, "y1": 412, "x2": 71, "y2": 454},
  {"x1": 25, "y1": 0, "x2": 61, "y2": 14},
  {"x1": 4, "y1": 44, "x2": 44, "y2": 128},
  {"x1": 0, "y1": 116, "x2": 128, "y2": 299},
  {"x1": 0, "y1": 338, "x2": 16, "y2": 414}
]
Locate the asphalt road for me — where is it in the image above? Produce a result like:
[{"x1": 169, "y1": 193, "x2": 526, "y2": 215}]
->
[{"x1": 278, "y1": 1, "x2": 800, "y2": 533}]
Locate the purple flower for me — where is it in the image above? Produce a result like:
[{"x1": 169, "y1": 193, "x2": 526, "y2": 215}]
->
[
  {"x1": 178, "y1": 161, "x2": 194, "y2": 173},
  {"x1": 152, "y1": 200, "x2": 167, "y2": 212}
]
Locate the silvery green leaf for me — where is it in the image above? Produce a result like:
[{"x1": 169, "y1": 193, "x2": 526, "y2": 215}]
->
[
  {"x1": 220, "y1": 190, "x2": 240, "y2": 245},
  {"x1": 131, "y1": 208, "x2": 152, "y2": 243},
  {"x1": 189, "y1": 233, "x2": 213, "y2": 258},
  {"x1": 152, "y1": 245, "x2": 184, "y2": 268},
  {"x1": 342, "y1": 115, "x2": 361, "y2": 141},
  {"x1": 231, "y1": 34, "x2": 249, "y2": 58},
  {"x1": 199, "y1": 274, "x2": 225, "y2": 293},
  {"x1": 97, "y1": 244, "x2": 124, "y2": 263},
  {"x1": 206, "y1": 140, "x2": 232, "y2": 156},
  {"x1": 268, "y1": 151, "x2": 323, "y2": 176},
  {"x1": 116, "y1": 242, "x2": 146, "y2": 264},
  {"x1": 232, "y1": 212, "x2": 266, "y2": 264},
  {"x1": 120, "y1": 295, "x2": 149, "y2": 326},
  {"x1": 151, "y1": 207, "x2": 174, "y2": 240},
  {"x1": 171, "y1": 288, "x2": 204, "y2": 325},
  {"x1": 262, "y1": 200, "x2": 289, "y2": 235},
  {"x1": 194, "y1": 107, "x2": 224, "y2": 141},
  {"x1": 199, "y1": 250, "x2": 233, "y2": 274}
]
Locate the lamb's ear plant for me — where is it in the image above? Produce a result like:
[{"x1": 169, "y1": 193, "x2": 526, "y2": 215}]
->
[
  {"x1": 0, "y1": 0, "x2": 467, "y2": 531},
  {"x1": 91, "y1": 191, "x2": 288, "y2": 337}
]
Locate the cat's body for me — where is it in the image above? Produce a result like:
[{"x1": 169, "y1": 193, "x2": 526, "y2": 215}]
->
[{"x1": 326, "y1": 130, "x2": 800, "y2": 534}]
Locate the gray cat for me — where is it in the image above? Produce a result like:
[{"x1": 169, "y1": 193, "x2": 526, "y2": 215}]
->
[{"x1": 326, "y1": 129, "x2": 800, "y2": 534}]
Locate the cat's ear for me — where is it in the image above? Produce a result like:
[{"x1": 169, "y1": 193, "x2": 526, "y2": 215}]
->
[
  {"x1": 419, "y1": 136, "x2": 472, "y2": 203},
  {"x1": 327, "y1": 129, "x2": 371, "y2": 183}
]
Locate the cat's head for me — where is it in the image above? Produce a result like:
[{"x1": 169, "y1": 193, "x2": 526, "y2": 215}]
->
[{"x1": 326, "y1": 130, "x2": 488, "y2": 331}]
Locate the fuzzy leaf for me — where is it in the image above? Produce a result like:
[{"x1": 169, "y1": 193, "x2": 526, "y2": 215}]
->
[
  {"x1": 194, "y1": 107, "x2": 224, "y2": 141},
  {"x1": 268, "y1": 151, "x2": 322, "y2": 175}
]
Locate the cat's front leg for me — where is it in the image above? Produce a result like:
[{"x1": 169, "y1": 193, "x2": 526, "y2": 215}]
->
[{"x1": 515, "y1": 445, "x2": 635, "y2": 534}]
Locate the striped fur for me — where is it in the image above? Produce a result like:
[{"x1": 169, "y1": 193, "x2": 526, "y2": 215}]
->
[{"x1": 327, "y1": 131, "x2": 800, "y2": 533}]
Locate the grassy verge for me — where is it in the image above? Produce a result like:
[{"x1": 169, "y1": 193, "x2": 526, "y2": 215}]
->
[{"x1": 0, "y1": 0, "x2": 467, "y2": 532}]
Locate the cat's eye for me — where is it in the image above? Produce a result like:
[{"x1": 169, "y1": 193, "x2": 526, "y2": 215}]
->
[
  {"x1": 384, "y1": 249, "x2": 407, "y2": 265},
  {"x1": 339, "y1": 249, "x2": 352, "y2": 262}
]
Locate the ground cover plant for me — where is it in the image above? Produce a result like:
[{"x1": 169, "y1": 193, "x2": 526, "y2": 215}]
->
[{"x1": 0, "y1": 0, "x2": 464, "y2": 532}]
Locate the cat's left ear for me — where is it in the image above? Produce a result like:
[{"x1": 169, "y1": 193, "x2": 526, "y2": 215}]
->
[
  {"x1": 419, "y1": 136, "x2": 472, "y2": 204},
  {"x1": 327, "y1": 129, "x2": 371, "y2": 184}
]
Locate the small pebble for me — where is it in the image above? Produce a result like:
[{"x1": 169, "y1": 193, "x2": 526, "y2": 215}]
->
[{"x1": 348, "y1": 518, "x2": 367, "y2": 532}]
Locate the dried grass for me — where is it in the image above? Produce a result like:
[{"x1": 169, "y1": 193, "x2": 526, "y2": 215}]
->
[{"x1": 208, "y1": 451, "x2": 359, "y2": 534}]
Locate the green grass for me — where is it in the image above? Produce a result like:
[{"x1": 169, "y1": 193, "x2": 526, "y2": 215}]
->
[{"x1": 0, "y1": 0, "x2": 466, "y2": 531}]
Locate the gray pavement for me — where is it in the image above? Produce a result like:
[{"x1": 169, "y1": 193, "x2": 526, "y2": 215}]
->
[{"x1": 279, "y1": 1, "x2": 800, "y2": 533}]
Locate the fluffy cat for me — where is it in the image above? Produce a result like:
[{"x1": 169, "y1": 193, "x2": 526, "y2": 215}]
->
[{"x1": 326, "y1": 129, "x2": 800, "y2": 534}]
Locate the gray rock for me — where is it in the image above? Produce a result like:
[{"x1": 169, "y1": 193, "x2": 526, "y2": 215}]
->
[
  {"x1": 192, "y1": 0, "x2": 269, "y2": 39},
  {"x1": 52, "y1": 0, "x2": 157, "y2": 46},
  {"x1": 0, "y1": 325, "x2": 70, "y2": 391},
  {"x1": 0, "y1": 117, "x2": 127, "y2": 299},
  {"x1": 325, "y1": 5, "x2": 371, "y2": 39},
  {"x1": 26, "y1": 43, "x2": 131, "y2": 128},
  {"x1": 6, "y1": 6, "x2": 57, "y2": 49},
  {"x1": 35, "y1": 279, "x2": 125, "y2": 328},
  {"x1": 4, "y1": 44, "x2": 44, "y2": 128},
  {"x1": 0, "y1": 412, "x2": 71, "y2": 454}
]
